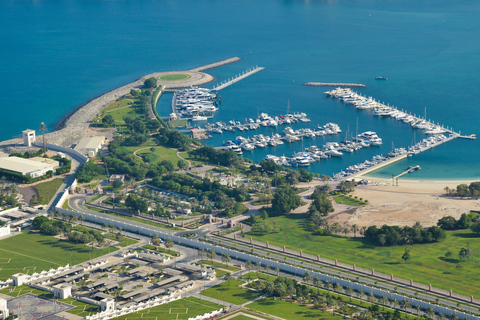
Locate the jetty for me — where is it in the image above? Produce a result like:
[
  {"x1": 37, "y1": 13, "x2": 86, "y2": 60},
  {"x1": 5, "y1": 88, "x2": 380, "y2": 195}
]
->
[
  {"x1": 190, "y1": 57, "x2": 241, "y2": 72},
  {"x1": 213, "y1": 66, "x2": 265, "y2": 91},
  {"x1": 304, "y1": 82, "x2": 366, "y2": 88}
]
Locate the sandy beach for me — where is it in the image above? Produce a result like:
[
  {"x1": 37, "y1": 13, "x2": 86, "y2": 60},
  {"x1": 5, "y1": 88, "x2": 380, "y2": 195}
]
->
[{"x1": 328, "y1": 176, "x2": 480, "y2": 229}]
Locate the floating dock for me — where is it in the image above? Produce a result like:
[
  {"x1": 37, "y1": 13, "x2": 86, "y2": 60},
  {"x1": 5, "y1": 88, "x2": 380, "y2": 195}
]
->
[
  {"x1": 304, "y1": 82, "x2": 366, "y2": 88},
  {"x1": 213, "y1": 66, "x2": 265, "y2": 91}
]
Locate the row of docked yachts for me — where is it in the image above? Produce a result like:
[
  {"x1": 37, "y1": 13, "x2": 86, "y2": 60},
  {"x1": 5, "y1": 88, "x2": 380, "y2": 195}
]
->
[
  {"x1": 175, "y1": 87, "x2": 218, "y2": 117},
  {"x1": 204, "y1": 112, "x2": 311, "y2": 134},
  {"x1": 261, "y1": 131, "x2": 385, "y2": 167},
  {"x1": 325, "y1": 88, "x2": 448, "y2": 135},
  {"x1": 223, "y1": 122, "x2": 343, "y2": 155}
]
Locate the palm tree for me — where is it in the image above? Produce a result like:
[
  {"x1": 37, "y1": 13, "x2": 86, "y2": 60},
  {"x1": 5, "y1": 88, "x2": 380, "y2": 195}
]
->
[
  {"x1": 199, "y1": 248, "x2": 206, "y2": 260},
  {"x1": 351, "y1": 224, "x2": 358, "y2": 238},
  {"x1": 334, "y1": 283, "x2": 343, "y2": 297},
  {"x1": 343, "y1": 227, "x2": 349, "y2": 237},
  {"x1": 426, "y1": 307, "x2": 435, "y2": 319},
  {"x1": 303, "y1": 271, "x2": 312, "y2": 284},
  {"x1": 444, "y1": 186, "x2": 450, "y2": 195},
  {"x1": 275, "y1": 267, "x2": 280, "y2": 276},
  {"x1": 221, "y1": 253, "x2": 231, "y2": 267},
  {"x1": 246, "y1": 261, "x2": 253, "y2": 279},
  {"x1": 347, "y1": 287, "x2": 354, "y2": 302},
  {"x1": 207, "y1": 248, "x2": 216, "y2": 262},
  {"x1": 224, "y1": 272, "x2": 233, "y2": 286},
  {"x1": 415, "y1": 305, "x2": 421, "y2": 316},
  {"x1": 286, "y1": 284, "x2": 296, "y2": 298},
  {"x1": 255, "y1": 262, "x2": 261, "y2": 275},
  {"x1": 78, "y1": 215, "x2": 85, "y2": 225},
  {"x1": 39, "y1": 122, "x2": 47, "y2": 156},
  {"x1": 325, "y1": 281, "x2": 333, "y2": 292},
  {"x1": 265, "y1": 282, "x2": 275, "y2": 295}
]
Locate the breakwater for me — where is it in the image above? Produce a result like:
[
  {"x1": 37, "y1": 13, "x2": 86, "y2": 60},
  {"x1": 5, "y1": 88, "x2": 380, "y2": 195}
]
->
[
  {"x1": 190, "y1": 57, "x2": 241, "y2": 72},
  {"x1": 304, "y1": 82, "x2": 366, "y2": 87}
]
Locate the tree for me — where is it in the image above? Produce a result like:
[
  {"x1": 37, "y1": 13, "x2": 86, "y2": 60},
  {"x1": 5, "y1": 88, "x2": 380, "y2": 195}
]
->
[
  {"x1": 303, "y1": 271, "x2": 313, "y2": 284},
  {"x1": 308, "y1": 193, "x2": 334, "y2": 216},
  {"x1": 320, "y1": 174, "x2": 330, "y2": 185},
  {"x1": 144, "y1": 77, "x2": 157, "y2": 88},
  {"x1": 199, "y1": 248, "x2": 206, "y2": 259},
  {"x1": 275, "y1": 267, "x2": 280, "y2": 276},
  {"x1": 271, "y1": 186, "x2": 302, "y2": 214},
  {"x1": 207, "y1": 248, "x2": 216, "y2": 262},
  {"x1": 459, "y1": 247, "x2": 471, "y2": 261},
  {"x1": 164, "y1": 237, "x2": 174, "y2": 250},
  {"x1": 246, "y1": 261, "x2": 253, "y2": 279},
  {"x1": 112, "y1": 179, "x2": 123, "y2": 189},
  {"x1": 102, "y1": 114, "x2": 114, "y2": 127},
  {"x1": 351, "y1": 224, "x2": 358, "y2": 238},
  {"x1": 39, "y1": 122, "x2": 48, "y2": 156},
  {"x1": 32, "y1": 215, "x2": 49, "y2": 229},
  {"x1": 177, "y1": 159, "x2": 188, "y2": 170},
  {"x1": 221, "y1": 253, "x2": 231, "y2": 267},
  {"x1": 471, "y1": 221, "x2": 480, "y2": 235},
  {"x1": 402, "y1": 248, "x2": 411, "y2": 263},
  {"x1": 224, "y1": 272, "x2": 233, "y2": 285},
  {"x1": 437, "y1": 216, "x2": 457, "y2": 230}
]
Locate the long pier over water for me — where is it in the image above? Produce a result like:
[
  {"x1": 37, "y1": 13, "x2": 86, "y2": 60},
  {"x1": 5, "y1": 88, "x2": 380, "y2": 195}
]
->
[{"x1": 213, "y1": 66, "x2": 264, "y2": 91}]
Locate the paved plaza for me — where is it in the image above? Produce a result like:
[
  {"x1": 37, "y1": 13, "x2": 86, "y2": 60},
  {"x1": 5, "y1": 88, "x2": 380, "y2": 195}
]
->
[{"x1": 7, "y1": 294, "x2": 72, "y2": 320}]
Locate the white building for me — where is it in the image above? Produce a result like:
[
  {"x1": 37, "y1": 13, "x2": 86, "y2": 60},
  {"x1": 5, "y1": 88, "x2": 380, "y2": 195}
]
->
[
  {"x1": 53, "y1": 283, "x2": 72, "y2": 299},
  {"x1": 23, "y1": 129, "x2": 36, "y2": 147},
  {"x1": 74, "y1": 136, "x2": 105, "y2": 157},
  {"x1": 0, "y1": 225, "x2": 10, "y2": 238},
  {"x1": 0, "y1": 156, "x2": 55, "y2": 178},
  {"x1": 0, "y1": 298, "x2": 8, "y2": 320}
]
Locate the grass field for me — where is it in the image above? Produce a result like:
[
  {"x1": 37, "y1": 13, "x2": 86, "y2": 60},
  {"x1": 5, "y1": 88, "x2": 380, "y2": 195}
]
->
[
  {"x1": 35, "y1": 178, "x2": 64, "y2": 205},
  {"x1": 197, "y1": 260, "x2": 241, "y2": 272},
  {"x1": 0, "y1": 231, "x2": 117, "y2": 281},
  {"x1": 168, "y1": 119, "x2": 189, "y2": 128},
  {"x1": 248, "y1": 297, "x2": 343, "y2": 320},
  {"x1": 159, "y1": 74, "x2": 191, "y2": 81},
  {"x1": 137, "y1": 146, "x2": 181, "y2": 165},
  {"x1": 246, "y1": 213, "x2": 480, "y2": 297},
  {"x1": 118, "y1": 139, "x2": 157, "y2": 154},
  {"x1": 332, "y1": 195, "x2": 366, "y2": 206},
  {"x1": 110, "y1": 296, "x2": 220, "y2": 320},
  {"x1": 202, "y1": 279, "x2": 261, "y2": 305}
]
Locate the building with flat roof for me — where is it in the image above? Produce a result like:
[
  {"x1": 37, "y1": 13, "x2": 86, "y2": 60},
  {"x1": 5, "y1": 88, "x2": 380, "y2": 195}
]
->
[
  {"x1": 75, "y1": 136, "x2": 105, "y2": 157},
  {"x1": 0, "y1": 156, "x2": 54, "y2": 177}
]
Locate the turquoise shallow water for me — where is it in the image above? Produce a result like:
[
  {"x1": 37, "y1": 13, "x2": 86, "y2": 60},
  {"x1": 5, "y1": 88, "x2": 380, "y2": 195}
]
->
[{"x1": 1, "y1": 0, "x2": 479, "y2": 180}]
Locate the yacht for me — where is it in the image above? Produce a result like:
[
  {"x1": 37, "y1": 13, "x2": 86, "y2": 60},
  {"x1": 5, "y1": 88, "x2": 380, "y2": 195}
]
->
[
  {"x1": 326, "y1": 150, "x2": 343, "y2": 157},
  {"x1": 191, "y1": 115, "x2": 208, "y2": 121}
]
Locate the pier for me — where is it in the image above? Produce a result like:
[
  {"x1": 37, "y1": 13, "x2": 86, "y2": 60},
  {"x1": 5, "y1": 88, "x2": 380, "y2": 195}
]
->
[
  {"x1": 304, "y1": 82, "x2": 366, "y2": 87},
  {"x1": 190, "y1": 57, "x2": 241, "y2": 72},
  {"x1": 213, "y1": 66, "x2": 265, "y2": 91},
  {"x1": 348, "y1": 154, "x2": 408, "y2": 180}
]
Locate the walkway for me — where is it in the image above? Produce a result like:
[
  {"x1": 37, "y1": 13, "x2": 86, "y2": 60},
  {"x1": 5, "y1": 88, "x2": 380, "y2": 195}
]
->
[{"x1": 213, "y1": 67, "x2": 265, "y2": 91}]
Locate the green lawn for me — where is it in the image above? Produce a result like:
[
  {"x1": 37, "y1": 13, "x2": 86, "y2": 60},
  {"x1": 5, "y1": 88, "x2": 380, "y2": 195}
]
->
[
  {"x1": 197, "y1": 259, "x2": 241, "y2": 272},
  {"x1": 246, "y1": 214, "x2": 480, "y2": 297},
  {"x1": 137, "y1": 145, "x2": 181, "y2": 165},
  {"x1": 35, "y1": 178, "x2": 64, "y2": 205},
  {"x1": 104, "y1": 233, "x2": 138, "y2": 247},
  {"x1": 248, "y1": 297, "x2": 343, "y2": 320},
  {"x1": 0, "y1": 231, "x2": 117, "y2": 281},
  {"x1": 117, "y1": 139, "x2": 157, "y2": 154},
  {"x1": 110, "y1": 296, "x2": 220, "y2": 320},
  {"x1": 159, "y1": 74, "x2": 191, "y2": 81},
  {"x1": 168, "y1": 119, "x2": 189, "y2": 128},
  {"x1": 333, "y1": 195, "x2": 366, "y2": 206},
  {"x1": 202, "y1": 279, "x2": 261, "y2": 305}
]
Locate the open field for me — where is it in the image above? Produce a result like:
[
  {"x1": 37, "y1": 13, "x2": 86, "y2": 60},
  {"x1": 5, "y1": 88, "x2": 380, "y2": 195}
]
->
[
  {"x1": 168, "y1": 119, "x2": 189, "y2": 128},
  {"x1": 202, "y1": 279, "x2": 261, "y2": 305},
  {"x1": 110, "y1": 296, "x2": 221, "y2": 320},
  {"x1": 137, "y1": 145, "x2": 181, "y2": 165},
  {"x1": 159, "y1": 74, "x2": 191, "y2": 81},
  {"x1": 333, "y1": 195, "x2": 366, "y2": 206},
  {"x1": 246, "y1": 213, "x2": 480, "y2": 297},
  {"x1": 118, "y1": 139, "x2": 157, "y2": 154},
  {"x1": 35, "y1": 178, "x2": 64, "y2": 205},
  {"x1": 0, "y1": 231, "x2": 117, "y2": 281},
  {"x1": 248, "y1": 297, "x2": 343, "y2": 320},
  {"x1": 197, "y1": 260, "x2": 241, "y2": 272}
]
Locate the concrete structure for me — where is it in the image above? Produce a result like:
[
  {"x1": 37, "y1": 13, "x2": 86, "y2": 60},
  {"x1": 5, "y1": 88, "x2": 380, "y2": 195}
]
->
[
  {"x1": 0, "y1": 156, "x2": 55, "y2": 177},
  {"x1": 0, "y1": 225, "x2": 10, "y2": 237},
  {"x1": 227, "y1": 219, "x2": 236, "y2": 228},
  {"x1": 0, "y1": 298, "x2": 8, "y2": 320},
  {"x1": 109, "y1": 174, "x2": 125, "y2": 184},
  {"x1": 23, "y1": 129, "x2": 36, "y2": 147},
  {"x1": 12, "y1": 273, "x2": 28, "y2": 286},
  {"x1": 30, "y1": 157, "x2": 60, "y2": 167},
  {"x1": 100, "y1": 298, "x2": 115, "y2": 312},
  {"x1": 191, "y1": 128, "x2": 209, "y2": 140},
  {"x1": 53, "y1": 283, "x2": 72, "y2": 299},
  {"x1": 74, "y1": 136, "x2": 105, "y2": 157}
]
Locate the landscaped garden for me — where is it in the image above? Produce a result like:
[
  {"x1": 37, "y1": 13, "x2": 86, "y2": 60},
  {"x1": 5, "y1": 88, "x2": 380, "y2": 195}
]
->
[
  {"x1": 332, "y1": 195, "x2": 366, "y2": 206},
  {"x1": 246, "y1": 213, "x2": 480, "y2": 297}
]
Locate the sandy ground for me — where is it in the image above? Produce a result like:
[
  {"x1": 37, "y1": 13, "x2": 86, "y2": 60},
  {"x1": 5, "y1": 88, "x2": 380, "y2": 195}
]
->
[{"x1": 327, "y1": 177, "x2": 480, "y2": 229}]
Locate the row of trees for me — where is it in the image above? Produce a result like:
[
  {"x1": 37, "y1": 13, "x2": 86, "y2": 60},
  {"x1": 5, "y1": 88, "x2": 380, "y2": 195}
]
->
[
  {"x1": 437, "y1": 213, "x2": 480, "y2": 234},
  {"x1": 364, "y1": 223, "x2": 446, "y2": 246},
  {"x1": 444, "y1": 181, "x2": 480, "y2": 198},
  {"x1": 75, "y1": 160, "x2": 105, "y2": 183}
]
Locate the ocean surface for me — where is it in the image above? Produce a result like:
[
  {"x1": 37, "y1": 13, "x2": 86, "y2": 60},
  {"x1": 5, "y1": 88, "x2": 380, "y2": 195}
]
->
[{"x1": 1, "y1": 0, "x2": 479, "y2": 180}]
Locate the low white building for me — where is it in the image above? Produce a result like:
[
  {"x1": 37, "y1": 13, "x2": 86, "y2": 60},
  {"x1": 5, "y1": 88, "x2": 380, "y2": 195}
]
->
[
  {"x1": 53, "y1": 283, "x2": 72, "y2": 299},
  {"x1": 0, "y1": 297, "x2": 8, "y2": 320},
  {"x1": 0, "y1": 225, "x2": 10, "y2": 238},
  {"x1": 0, "y1": 156, "x2": 55, "y2": 177},
  {"x1": 74, "y1": 136, "x2": 105, "y2": 157}
]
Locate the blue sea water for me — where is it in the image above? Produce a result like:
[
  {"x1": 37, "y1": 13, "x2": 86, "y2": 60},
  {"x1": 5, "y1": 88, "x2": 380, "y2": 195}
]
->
[{"x1": 1, "y1": 0, "x2": 479, "y2": 180}]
